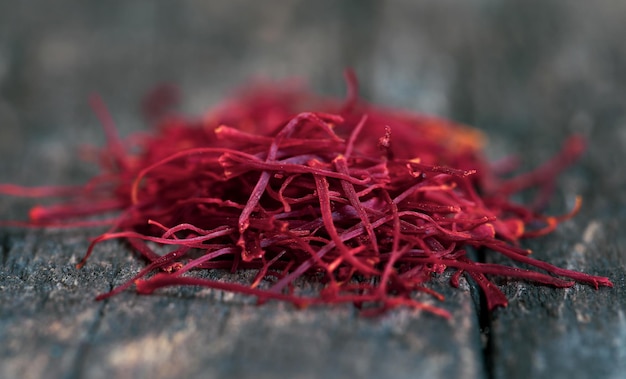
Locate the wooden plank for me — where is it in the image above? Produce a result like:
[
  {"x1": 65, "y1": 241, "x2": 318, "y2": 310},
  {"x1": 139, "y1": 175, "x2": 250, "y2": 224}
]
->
[
  {"x1": 488, "y1": 222, "x2": 624, "y2": 379},
  {"x1": 0, "y1": 1, "x2": 485, "y2": 378},
  {"x1": 370, "y1": 1, "x2": 626, "y2": 378},
  {"x1": 6, "y1": 0, "x2": 623, "y2": 378},
  {"x1": 458, "y1": 1, "x2": 626, "y2": 378},
  {"x1": 0, "y1": 229, "x2": 485, "y2": 379}
]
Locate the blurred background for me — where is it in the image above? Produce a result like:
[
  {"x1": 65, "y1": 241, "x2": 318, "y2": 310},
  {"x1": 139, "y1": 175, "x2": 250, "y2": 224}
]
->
[
  {"x1": 1, "y1": 1, "x2": 625, "y2": 379},
  {"x1": 2, "y1": 1, "x2": 625, "y2": 185}
]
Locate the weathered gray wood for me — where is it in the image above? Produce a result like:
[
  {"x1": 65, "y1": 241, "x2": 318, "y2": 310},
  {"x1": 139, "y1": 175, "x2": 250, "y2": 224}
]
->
[
  {"x1": 0, "y1": 1, "x2": 484, "y2": 379},
  {"x1": 0, "y1": 229, "x2": 485, "y2": 379},
  {"x1": 2, "y1": 1, "x2": 625, "y2": 378},
  {"x1": 454, "y1": 2, "x2": 626, "y2": 378},
  {"x1": 488, "y1": 222, "x2": 625, "y2": 379}
]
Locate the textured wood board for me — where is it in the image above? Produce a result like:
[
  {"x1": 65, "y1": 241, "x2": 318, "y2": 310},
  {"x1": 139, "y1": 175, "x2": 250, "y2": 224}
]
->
[
  {"x1": 0, "y1": 229, "x2": 485, "y2": 379},
  {"x1": 1, "y1": 1, "x2": 625, "y2": 378}
]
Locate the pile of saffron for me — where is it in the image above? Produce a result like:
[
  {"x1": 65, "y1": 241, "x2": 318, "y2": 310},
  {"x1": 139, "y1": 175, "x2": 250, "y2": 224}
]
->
[{"x1": 0, "y1": 74, "x2": 612, "y2": 317}]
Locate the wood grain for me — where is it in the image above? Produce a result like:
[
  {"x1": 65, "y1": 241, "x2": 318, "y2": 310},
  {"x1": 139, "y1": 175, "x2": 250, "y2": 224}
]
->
[{"x1": 1, "y1": 1, "x2": 624, "y2": 378}]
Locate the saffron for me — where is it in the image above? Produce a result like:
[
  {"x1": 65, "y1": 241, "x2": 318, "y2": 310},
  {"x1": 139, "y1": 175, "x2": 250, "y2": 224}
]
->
[{"x1": 0, "y1": 73, "x2": 612, "y2": 317}]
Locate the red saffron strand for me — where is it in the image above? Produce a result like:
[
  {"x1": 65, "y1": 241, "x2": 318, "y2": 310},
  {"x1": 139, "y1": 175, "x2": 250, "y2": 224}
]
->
[{"x1": 0, "y1": 74, "x2": 613, "y2": 317}]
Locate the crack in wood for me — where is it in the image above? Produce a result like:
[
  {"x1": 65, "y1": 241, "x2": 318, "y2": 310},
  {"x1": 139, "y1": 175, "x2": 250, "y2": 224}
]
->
[
  {"x1": 468, "y1": 248, "x2": 495, "y2": 379},
  {"x1": 1, "y1": 233, "x2": 10, "y2": 267},
  {"x1": 475, "y1": 281, "x2": 495, "y2": 379},
  {"x1": 63, "y1": 296, "x2": 108, "y2": 379}
]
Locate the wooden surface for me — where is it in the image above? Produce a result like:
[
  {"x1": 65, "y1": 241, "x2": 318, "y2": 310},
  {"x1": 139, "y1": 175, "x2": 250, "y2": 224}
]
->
[{"x1": 1, "y1": 1, "x2": 624, "y2": 378}]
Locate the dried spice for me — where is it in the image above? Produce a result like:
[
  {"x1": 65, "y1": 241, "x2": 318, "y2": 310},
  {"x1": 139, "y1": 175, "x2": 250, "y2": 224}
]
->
[{"x1": 0, "y1": 73, "x2": 612, "y2": 317}]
